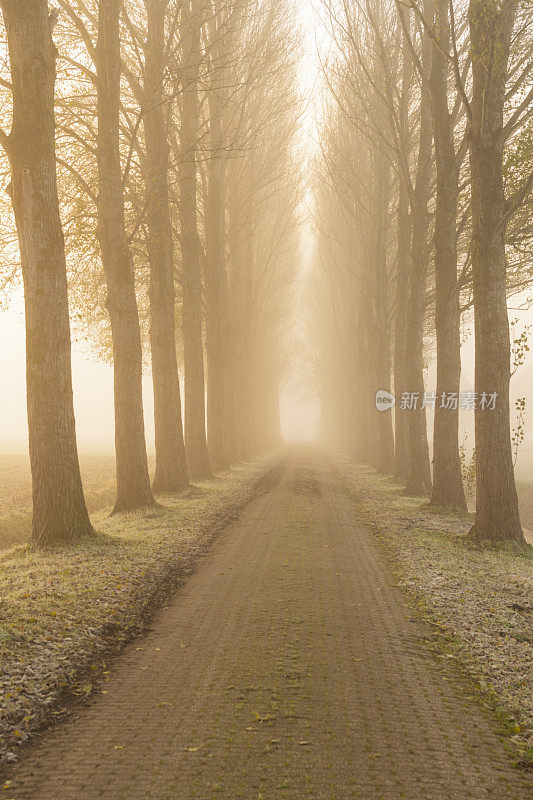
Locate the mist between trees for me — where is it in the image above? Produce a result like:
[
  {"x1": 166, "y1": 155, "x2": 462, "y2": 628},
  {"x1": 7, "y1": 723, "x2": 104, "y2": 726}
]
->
[
  {"x1": 312, "y1": 0, "x2": 531, "y2": 545},
  {"x1": 0, "y1": 0, "x2": 531, "y2": 547}
]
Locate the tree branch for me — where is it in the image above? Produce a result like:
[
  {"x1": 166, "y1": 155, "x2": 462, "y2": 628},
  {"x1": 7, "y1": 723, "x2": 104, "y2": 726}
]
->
[
  {"x1": 56, "y1": 0, "x2": 97, "y2": 63},
  {"x1": 56, "y1": 156, "x2": 98, "y2": 204},
  {"x1": 501, "y1": 169, "x2": 533, "y2": 230},
  {"x1": 502, "y1": 84, "x2": 533, "y2": 142},
  {"x1": 0, "y1": 126, "x2": 11, "y2": 157}
]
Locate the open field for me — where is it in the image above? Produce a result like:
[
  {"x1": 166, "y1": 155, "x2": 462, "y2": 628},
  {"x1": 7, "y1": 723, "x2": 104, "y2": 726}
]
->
[
  {"x1": 2, "y1": 453, "x2": 532, "y2": 550},
  {"x1": 0, "y1": 455, "x2": 118, "y2": 515},
  {"x1": 0, "y1": 455, "x2": 132, "y2": 549}
]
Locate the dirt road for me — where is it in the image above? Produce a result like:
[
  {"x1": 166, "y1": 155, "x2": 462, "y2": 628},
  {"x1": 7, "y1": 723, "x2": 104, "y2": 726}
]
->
[{"x1": 6, "y1": 450, "x2": 530, "y2": 799}]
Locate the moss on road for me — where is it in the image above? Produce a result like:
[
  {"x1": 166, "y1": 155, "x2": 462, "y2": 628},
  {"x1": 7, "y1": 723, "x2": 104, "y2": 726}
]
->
[{"x1": 3, "y1": 448, "x2": 531, "y2": 799}]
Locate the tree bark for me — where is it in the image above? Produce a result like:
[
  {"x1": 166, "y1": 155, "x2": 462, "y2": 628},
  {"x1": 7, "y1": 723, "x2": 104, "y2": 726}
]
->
[
  {"x1": 374, "y1": 155, "x2": 395, "y2": 474},
  {"x1": 205, "y1": 24, "x2": 237, "y2": 473},
  {"x1": 404, "y1": 0, "x2": 433, "y2": 496},
  {"x1": 179, "y1": 0, "x2": 212, "y2": 480},
  {"x1": 393, "y1": 21, "x2": 412, "y2": 482},
  {"x1": 429, "y1": 0, "x2": 467, "y2": 510},
  {"x1": 468, "y1": 0, "x2": 524, "y2": 543},
  {"x1": 0, "y1": 0, "x2": 93, "y2": 546},
  {"x1": 205, "y1": 90, "x2": 229, "y2": 472},
  {"x1": 358, "y1": 288, "x2": 379, "y2": 468},
  {"x1": 228, "y1": 183, "x2": 252, "y2": 460},
  {"x1": 394, "y1": 183, "x2": 411, "y2": 481},
  {"x1": 143, "y1": 0, "x2": 188, "y2": 493},
  {"x1": 221, "y1": 261, "x2": 238, "y2": 464},
  {"x1": 96, "y1": 0, "x2": 153, "y2": 512}
]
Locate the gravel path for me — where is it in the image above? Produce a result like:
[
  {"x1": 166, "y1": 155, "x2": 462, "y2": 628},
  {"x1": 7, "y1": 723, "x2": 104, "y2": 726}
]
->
[{"x1": 4, "y1": 449, "x2": 531, "y2": 799}]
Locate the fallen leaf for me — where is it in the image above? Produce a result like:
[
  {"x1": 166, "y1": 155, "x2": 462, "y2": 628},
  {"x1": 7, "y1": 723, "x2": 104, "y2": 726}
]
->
[{"x1": 255, "y1": 713, "x2": 275, "y2": 723}]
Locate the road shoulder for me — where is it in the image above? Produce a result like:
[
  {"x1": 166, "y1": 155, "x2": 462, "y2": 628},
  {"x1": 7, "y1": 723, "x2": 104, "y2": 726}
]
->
[{"x1": 332, "y1": 452, "x2": 533, "y2": 768}]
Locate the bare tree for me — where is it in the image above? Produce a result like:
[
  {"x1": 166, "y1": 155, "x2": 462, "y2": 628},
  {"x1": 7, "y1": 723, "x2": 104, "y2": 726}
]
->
[
  {"x1": 393, "y1": 17, "x2": 413, "y2": 482},
  {"x1": 143, "y1": 0, "x2": 189, "y2": 492},
  {"x1": 403, "y1": 0, "x2": 433, "y2": 496},
  {"x1": 466, "y1": 0, "x2": 528, "y2": 543},
  {"x1": 204, "y1": 0, "x2": 232, "y2": 472},
  {"x1": 96, "y1": 0, "x2": 153, "y2": 511},
  {"x1": 224, "y1": 0, "x2": 301, "y2": 456},
  {"x1": 427, "y1": 0, "x2": 467, "y2": 509},
  {"x1": 178, "y1": 0, "x2": 212, "y2": 479}
]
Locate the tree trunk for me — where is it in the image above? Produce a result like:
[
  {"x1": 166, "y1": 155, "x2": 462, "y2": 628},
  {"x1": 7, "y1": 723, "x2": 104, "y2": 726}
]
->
[
  {"x1": 179, "y1": 0, "x2": 212, "y2": 480},
  {"x1": 429, "y1": 0, "x2": 467, "y2": 510},
  {"x1": 404, "y1": 0, "x2": 433, "y2": 496},
  {"x1": 374, "y1": 155, "x2": 395, "y2": 474},
  {"x1": 394, "y1": 183, "x2": 411, "y2": 481},
  {"x1": 205, "y1": 83, "x2": 229, "y2": 472},
  {"x1": 221, "y1": 265, "x2": 238, "y2": 465},
  {"x1": 0, "y1": 0, "x2": 93, "y2": 546},
  {"x1": 228, "y1": 184, "x2": 251, "y2": 460},
  {"x1": 96, "y1": 0, "x2": 153, "y2": 512},
  {"x1": 393, "y1": 22, "x2": 412, "y2": 482},
  {"x1": 351, "y1": 295, "x2": 365, "y2": 459},
  {"x1": 144, "y1": 0, "x2": 188, "y2": 493},
  {"x1": 468, "y1": 0, "x2": 524, "y2": 543},
  {"x1": 358, "y1": 289, "x2": 379, "y2": 467}
]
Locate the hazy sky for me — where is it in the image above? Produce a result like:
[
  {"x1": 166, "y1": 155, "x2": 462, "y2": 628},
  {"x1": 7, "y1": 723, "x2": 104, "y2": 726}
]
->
[{"x1": 0, "y1": 0, "x2": 531, "y2": 481}]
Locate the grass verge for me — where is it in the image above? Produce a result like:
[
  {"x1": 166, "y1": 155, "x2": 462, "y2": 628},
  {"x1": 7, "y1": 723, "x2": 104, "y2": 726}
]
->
[
  {"x1": 0, "y1": 453, "x2": 280, "y2": 764},
  {"x1": 333, "y1": 454, "x2": 533, "y2": 768}
]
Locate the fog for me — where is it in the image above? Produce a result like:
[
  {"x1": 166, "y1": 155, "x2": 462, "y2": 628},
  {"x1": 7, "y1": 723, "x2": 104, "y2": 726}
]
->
[
  {"x1": 2, "y1": 290, "x2": 532, "y2": 479},
  {"x1": 0, "y1": 1, "x2": 532, "y2": 793},
  {"x1": 0, "y1": 0, "x2": 531, "y2": 547}
]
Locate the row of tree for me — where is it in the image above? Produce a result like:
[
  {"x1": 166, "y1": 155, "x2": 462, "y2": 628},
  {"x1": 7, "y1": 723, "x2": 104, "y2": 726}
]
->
[
  {"x1": 0, "y1": 0, "x2": 300, "y2": 546},
  {"x1": 312, "y1": 0, "x2": 532, "y2": 544}
]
